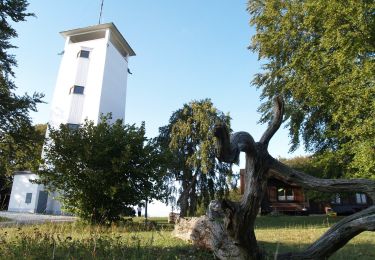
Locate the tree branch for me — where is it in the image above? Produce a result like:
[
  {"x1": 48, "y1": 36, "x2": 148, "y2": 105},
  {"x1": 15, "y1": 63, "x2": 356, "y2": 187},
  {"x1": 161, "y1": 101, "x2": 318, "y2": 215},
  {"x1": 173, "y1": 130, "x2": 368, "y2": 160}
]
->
[
  {"x1": 277, "y1": 206, "x2": 375, "y2": 259},
  {"x1": 259, "y1": 96, "x2": 284, "y2": 148},
  {"x1": 269, "y1": 157, "x2": 375, "y2": 201},
  {"x1": 214, "y1": 123, "x2": 256, "y2": 164}
]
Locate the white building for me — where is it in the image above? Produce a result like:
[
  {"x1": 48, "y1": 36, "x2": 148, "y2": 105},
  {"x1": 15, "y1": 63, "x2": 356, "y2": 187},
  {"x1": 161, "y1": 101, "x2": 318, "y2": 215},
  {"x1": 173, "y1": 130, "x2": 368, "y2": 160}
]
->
[{"x1": 8, "y1": 23, "x2": 135, "y2": 214}]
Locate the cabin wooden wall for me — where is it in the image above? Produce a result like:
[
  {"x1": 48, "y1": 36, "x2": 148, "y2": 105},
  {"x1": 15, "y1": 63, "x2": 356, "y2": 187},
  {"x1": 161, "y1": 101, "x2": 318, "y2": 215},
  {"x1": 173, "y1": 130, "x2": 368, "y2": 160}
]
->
[
  {"x1": 293, "y1": 188, "x2": 304, "y2": 202},
  {"x1": 268, "y1": 186, "x2": 276, "y2": 202}
]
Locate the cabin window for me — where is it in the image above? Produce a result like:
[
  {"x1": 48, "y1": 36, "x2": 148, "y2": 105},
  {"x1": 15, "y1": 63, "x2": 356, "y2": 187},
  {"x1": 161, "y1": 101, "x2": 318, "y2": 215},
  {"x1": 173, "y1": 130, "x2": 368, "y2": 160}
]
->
[
  {"x1": 25, "y1": 193, "x2": 32, "y2": 204},
  {"x1": 78, "y1": 50, "x2": 90, "y2": 58},
  {"x1": 277, "y1": 188, "x2": 294, "y2": 201},
  {"x1": 67, "y1": 123, "x2": 80, "y2": 130},
  {"x1": 70, "y1": 85, "x2": 84, "y2": 95},
  {"x1": 356, "y1": 193, "x2": 367, "y2": 204}
]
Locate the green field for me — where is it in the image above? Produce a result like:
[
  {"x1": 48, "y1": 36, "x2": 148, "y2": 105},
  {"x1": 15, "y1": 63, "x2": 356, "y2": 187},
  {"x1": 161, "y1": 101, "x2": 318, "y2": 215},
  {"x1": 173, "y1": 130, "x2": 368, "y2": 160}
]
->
[
  {"x1": 0, "y1": 216, "x2": 373, "y2": 259},
  {"x1": 255, "y1": 216, "x2": 375, "y2": 259},
  {"x1": 0, "y1": 217, "x2": 10, "y2": 222}
]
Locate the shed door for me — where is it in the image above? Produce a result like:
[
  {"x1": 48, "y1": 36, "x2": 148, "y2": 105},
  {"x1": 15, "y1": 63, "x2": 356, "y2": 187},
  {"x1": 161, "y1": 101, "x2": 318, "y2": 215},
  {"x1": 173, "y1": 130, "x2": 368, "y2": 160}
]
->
[{"x1": 36, "y1": 191, "x2": 48, "y2": 213}]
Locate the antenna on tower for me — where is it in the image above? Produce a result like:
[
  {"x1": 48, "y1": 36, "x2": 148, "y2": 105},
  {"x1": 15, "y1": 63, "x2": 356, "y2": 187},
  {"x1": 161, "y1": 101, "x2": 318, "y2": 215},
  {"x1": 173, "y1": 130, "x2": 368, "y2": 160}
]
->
[{"x1": 98, "y1": 0, "x2": 104, "y2": 24}]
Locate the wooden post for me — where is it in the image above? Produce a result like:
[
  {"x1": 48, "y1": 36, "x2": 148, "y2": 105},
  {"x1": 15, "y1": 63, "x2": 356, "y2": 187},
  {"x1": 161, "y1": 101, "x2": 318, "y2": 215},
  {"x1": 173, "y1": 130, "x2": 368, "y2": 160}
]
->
[{"x1": 145, "y1": 199, "x2": 148, "y2": 221}]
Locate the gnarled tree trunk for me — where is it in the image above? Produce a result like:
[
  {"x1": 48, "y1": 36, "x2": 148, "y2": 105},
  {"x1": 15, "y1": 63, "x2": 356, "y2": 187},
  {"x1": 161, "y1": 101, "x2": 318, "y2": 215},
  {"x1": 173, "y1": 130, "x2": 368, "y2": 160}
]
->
[
  {"x1": 174, "y1": 97, "x2": 375, "y2": 259},
  {"x1": 178, "y1": 169, "x2": 198, "y2": 217}
]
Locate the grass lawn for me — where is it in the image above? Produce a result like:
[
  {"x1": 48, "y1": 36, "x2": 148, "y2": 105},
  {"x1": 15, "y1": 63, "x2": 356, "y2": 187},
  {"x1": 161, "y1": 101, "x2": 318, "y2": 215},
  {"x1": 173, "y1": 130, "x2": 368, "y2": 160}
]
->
[
  {"x1": 255, "y1": 215, "x2": 375, "y2": 259},
  {"x1": 0, "y1": 216, "x2": 373, "y2": 259},
  {"x1": 0, "y1": 216, "x2": 10, "y2": 222}
]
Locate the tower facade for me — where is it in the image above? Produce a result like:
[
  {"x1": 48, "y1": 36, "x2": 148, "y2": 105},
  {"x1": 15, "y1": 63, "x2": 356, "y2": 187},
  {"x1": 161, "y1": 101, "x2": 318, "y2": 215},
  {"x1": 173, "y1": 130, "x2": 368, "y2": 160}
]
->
[
  {"x1": 50, "y1": 23, "x2": 135, "y2": 128},
  {"x1": 8, "y1": 23, "x2": 135, "y2": 214}
]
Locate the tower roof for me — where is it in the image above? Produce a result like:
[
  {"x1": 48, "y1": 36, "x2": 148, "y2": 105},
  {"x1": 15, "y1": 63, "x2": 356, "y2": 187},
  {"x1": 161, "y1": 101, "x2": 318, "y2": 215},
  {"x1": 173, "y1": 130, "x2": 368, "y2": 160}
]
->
[{"x1": 60, "y1": 23, "x2": 136, "y2": 57}]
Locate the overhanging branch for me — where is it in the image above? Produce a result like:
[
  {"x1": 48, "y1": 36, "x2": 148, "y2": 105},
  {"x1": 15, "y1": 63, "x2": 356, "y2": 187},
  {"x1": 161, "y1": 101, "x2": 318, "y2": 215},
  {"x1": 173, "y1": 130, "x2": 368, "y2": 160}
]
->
[
  {"x1": 269, "y1": 157, "x2": 375, "y2": 201},
  {"x1": 259, "y1": 96, "x2": 284, "y2": 148}
]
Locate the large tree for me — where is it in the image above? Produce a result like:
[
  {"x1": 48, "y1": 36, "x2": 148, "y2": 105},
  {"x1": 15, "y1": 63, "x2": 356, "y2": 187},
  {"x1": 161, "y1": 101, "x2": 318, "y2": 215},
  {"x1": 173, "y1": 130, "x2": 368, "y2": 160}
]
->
[
  {"x1": 249, "y1": 0, "x2": 374, "y2": 178},
  {"x1": 38, "y1": 117, "x2": 168, "y2": 223},
  {"x1": 0, "y1": 0, "x2": 44, "y2": 210},
  {"x1": 0, "y1": 0, "x2": 44, "y2": 144},
  {"x1": 0, "y1": 124, "x2": 46, "y2": 208},
  {"x1": 159, "y1": 99, "x2": 232, "y2": 217}
]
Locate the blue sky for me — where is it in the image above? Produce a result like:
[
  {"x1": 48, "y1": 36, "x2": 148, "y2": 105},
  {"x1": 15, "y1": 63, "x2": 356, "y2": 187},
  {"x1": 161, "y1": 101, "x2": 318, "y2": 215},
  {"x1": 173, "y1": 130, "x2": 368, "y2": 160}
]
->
[{"x1": 11, "y1": 0, "x2": 307, "y2": 161}]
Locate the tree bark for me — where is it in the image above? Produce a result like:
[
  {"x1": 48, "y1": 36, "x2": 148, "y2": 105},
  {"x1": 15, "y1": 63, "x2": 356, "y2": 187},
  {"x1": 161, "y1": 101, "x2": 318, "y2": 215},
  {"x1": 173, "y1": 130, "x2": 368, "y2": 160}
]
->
[
  {"x1": 178, "y1": 178, "x2": 189, "y2": 217},
  {"x1": 188, "y1": 182, "x2": 198, "y2": 216},
  {"x1": 204, "y1": 96, "x2": 375, "y2": 259},
  {"x1": 178, "y1": 170, "x2": 198, "y2": 217}
]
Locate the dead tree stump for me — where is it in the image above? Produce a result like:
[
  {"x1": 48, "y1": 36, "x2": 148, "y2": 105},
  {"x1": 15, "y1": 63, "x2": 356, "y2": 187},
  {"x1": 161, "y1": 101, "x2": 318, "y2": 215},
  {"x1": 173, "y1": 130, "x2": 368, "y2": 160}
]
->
[{"x1": 173, "y1": 97, "x2": 375, "y2": 259}]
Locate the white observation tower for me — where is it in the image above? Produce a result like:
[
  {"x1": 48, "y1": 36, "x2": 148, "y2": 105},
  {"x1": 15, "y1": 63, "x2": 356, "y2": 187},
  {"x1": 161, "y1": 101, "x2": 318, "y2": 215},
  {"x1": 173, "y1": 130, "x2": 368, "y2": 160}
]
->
[
  {"x1": 50, "y1": 22, "x2": 136, "y2": 129},
  {"x1": 8, "y1": 23, "x2": 135, "y2": 214}
]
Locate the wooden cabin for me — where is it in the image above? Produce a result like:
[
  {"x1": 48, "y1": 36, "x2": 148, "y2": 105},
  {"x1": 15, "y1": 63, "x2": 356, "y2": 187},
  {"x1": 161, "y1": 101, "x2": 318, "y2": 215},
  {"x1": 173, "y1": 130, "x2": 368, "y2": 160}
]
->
[
  {"x1": 327, "y1": 192, "x2": 372, "y2": 215},
  {"x1": 239, "y1": 169, "x2": 308, "y2": 215},
  {"x1": 239, "y1": 169, "x2": 372, "y2": 215},
  {"x1": 261, "y1": 177, "x2": 309, "y2": 215}
]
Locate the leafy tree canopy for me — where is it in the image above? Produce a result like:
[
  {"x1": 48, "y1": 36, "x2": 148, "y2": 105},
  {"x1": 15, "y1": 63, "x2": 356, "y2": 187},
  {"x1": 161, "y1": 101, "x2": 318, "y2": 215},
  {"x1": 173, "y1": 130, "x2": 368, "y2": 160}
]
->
[
  {"x1": 280, "y1": 155, "x2": 344, "y2": 201},
  {"x1": 0, "y1": 123, "x2": 46, "y2": 175},
  {"x1": 249, "y1": 0, "x2": 374, "y2": 178},
  {"x1": 0, "y1": 123, "x2": 46, "y2": 208},
  {"x1": 279, "y1": 155, "x2": 342, "y2": 179},
  {"x1": 0, "y1": 0, "x2": 44, "y2": 143},
  {"x1": 38, "y1": 117, "x2": 168, "y2": 223},
  {"x1": 159, "y1": 99, "x2": 233, "y2": 217}
]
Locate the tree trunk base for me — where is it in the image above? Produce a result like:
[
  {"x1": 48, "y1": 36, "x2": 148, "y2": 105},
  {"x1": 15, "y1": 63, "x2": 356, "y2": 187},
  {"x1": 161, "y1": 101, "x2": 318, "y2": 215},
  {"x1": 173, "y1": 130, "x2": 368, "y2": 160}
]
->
[
  {"x1": 172, "y1": 201, "x2": 249, "y2": 259},
  {"x1": 173, "y1": 202, "x2": 375, "y2": 260}
]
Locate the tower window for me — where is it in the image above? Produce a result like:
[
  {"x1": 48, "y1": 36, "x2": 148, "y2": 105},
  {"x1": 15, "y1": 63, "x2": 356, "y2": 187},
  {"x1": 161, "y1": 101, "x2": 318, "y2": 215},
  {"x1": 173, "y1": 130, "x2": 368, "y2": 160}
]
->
[
  {"x1": 25, "y1": 193, "x2": 32, "y2": 204},
  {"x1": 78, "y1": 50, "x2": 90, "y2": 58},
  {"x1": 70, "y1": 85, "x2": 84, "y2": 95},
  {"x1": 67, "y1": 123, "x2": 80, "y2": 130}
]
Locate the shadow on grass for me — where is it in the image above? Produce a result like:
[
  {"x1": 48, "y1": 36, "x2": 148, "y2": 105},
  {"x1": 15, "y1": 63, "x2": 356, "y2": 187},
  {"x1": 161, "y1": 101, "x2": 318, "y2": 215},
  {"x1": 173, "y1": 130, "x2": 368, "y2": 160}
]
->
[
  {"x1": 255, "y1": 215, "x2": 343, "y2": 229},
  {"x1": 258, "y1": 240, "x2": 375, "y2": 260},
  {"x1": 255, "y1": 216, "x2": 374, "y2": 259}
]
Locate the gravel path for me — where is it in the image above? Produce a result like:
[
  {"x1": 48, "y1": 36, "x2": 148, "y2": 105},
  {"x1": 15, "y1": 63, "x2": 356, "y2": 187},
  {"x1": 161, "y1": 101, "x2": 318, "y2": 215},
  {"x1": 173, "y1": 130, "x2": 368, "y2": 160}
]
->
[{"x1": 0, "y1": 211, "x2": 76, "y2": 226}]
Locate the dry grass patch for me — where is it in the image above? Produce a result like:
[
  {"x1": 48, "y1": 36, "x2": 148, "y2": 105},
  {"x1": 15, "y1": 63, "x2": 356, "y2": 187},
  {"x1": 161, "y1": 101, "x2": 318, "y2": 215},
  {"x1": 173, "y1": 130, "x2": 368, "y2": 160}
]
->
[
  {"x1": 0, "y1": 221, "x2": 212, "y2": 259},
  {"x1": 0, "y1": 216, "x2": 373, "y2": 259}
]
